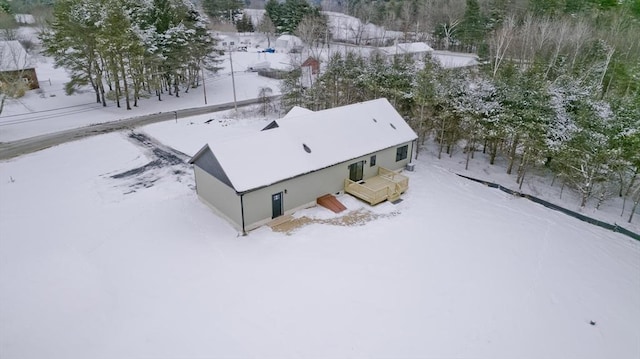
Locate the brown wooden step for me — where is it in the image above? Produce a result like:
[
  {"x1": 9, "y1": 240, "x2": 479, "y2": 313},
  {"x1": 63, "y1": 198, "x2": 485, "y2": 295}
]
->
[{"x1": 317, "y1": 194, "x2": 347, "y2": 213}]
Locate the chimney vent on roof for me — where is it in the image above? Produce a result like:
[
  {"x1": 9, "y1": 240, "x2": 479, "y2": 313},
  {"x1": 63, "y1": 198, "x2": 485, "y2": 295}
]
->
[
  {"x1": 303, "y1": 143, "x2": 311, "y2": 153},
  {"x1": 390, "y1": 123, "x2": 397, "y2": 130}
]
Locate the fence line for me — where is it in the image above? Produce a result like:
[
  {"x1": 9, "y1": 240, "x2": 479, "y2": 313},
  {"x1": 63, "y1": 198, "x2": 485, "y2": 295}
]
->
[{"x1": 456, "y1": 174, "x2": 640, "y2": 241}]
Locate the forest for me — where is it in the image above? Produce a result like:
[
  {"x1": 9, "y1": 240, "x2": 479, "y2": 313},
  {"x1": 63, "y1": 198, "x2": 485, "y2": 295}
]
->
[
  {"x1": 277, "y1": 0, "x2": 640, "y2": 220},
  {"x1": 38, "y1": 0, "x2": 219, "y2": 109}
]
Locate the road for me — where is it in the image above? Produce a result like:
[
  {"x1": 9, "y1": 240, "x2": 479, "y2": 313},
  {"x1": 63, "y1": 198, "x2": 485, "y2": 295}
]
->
[{"x1": 0, "y1": 96, "x2": 277, "y2": 160}]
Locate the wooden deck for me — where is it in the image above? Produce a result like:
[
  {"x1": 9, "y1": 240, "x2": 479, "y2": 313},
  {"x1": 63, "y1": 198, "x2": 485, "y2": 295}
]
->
[{"x1": 344, "y1": 167, "x2": 409, "y2": 205}]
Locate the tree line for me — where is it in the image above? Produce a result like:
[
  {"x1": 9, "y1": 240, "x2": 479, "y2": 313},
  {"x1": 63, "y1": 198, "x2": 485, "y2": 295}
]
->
[
  {"x1": 280, "y1": 4, "x2": 640, "y2": 221},
  {"x1": 41, "y1": 0, "x2": 220, "y2": 110}
]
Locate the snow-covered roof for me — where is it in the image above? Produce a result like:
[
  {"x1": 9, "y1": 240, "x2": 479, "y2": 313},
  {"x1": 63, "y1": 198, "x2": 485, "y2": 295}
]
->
[
  {"x1": 191, "y1": 98, "x2": 417, "y2": 193},
  {"x1": 14, "y1": 14, "x2": 36, "y2": 25},
  {"x1": 431, "y1": 51, "x2": 479, "y2": 69},
  {"x1": 275, "y1": 35, "x2": 303, "y2": 49},
  {"x1": 380, "y1": 42, "x2": 433, "y2": 56},
  {"x1": 283, "y1": 106, "x2": 314, "y2": 118},
  {"x1": 0, "y1": 41, "x2": 34, "y2": 72}
]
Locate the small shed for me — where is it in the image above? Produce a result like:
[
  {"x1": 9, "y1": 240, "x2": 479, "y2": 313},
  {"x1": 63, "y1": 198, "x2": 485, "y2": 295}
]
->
[
  {"x1": 301, "y1": 57, "x2": 320, "y2": 75},
  {"x1": 189, "y1": 98, "x2": 418, "y2": 233},
  {"x1": 0, "y1": 40, "x2": 39, "y2": 90},
  {"x1": 300, "y1": 57, "x2": 320, "y2": 88}
]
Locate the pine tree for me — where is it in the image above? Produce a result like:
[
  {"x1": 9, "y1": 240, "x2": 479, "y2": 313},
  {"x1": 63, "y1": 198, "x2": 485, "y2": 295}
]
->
[
  {"x1": 41, "y1": 0, "x2": 218, "y2": 108},
  {"x1": 458, "y1": 0, "x2": 486, "y2": 52},
  {"x1": 202, "y1": 0, "x2": 244, "y2": 23},
  {"x1": 236, "y1": 13, "x2": 254, "y2": 32}
]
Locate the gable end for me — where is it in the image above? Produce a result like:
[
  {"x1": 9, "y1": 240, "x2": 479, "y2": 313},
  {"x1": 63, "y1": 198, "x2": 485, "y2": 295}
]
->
[{"x1": 190, "y1": 146, "x2": 235, "y2": 189}]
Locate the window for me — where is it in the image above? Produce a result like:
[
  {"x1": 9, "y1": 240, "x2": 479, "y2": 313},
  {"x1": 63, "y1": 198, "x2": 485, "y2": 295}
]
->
[
  {"x1": 370, "y1": 155, "x2": 376, "y2": 167},
  {"x1": 396, "y1": 145, "x2": 408, "y2": 162}
]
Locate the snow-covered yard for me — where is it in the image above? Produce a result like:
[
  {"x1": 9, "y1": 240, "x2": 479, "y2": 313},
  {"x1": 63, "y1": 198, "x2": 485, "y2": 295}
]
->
[
  {"x1": 0, "y1": 22, "x2": 638, "y2": 359},
  {"x1": 1, "y1": 116, "x2": 638, "y2": 358}
]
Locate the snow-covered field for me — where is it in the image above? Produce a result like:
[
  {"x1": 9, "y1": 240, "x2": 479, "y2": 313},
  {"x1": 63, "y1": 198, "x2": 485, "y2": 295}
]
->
[
  {"x1": 1, "y1": 108, "x2": 639, "y2": 358},
  {"x1": 0, "y1": 23, "x2": 639, "y2": 359}
]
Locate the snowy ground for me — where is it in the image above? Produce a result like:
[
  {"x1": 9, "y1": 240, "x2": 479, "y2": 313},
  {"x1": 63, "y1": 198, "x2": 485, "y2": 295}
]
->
[
  {"x1": 1, "y1": 26, "x2": 639, "y2": 359},
  {"x1": 1, "y1": 109, "x2": 639, "y2": 358}
]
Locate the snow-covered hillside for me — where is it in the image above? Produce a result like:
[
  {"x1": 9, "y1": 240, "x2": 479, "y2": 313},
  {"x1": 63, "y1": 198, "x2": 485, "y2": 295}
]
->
[
  {"x1": 0, "y1": 111, "x2": 638, "y2": 358},
  {"x1": 244, "y1": 9, "x2": 403, "y2": 45}
]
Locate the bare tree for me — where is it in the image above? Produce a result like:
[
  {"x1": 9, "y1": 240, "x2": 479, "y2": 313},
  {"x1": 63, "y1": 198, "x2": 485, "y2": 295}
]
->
[
  {"x1": 295, "y1": 15, "x2": 330, "y2": 60},
  {"x1": 258, "y1": 86, "x2": 273, "y2": 116},
  {"x1": 0, "y1": 13, "x2": 18, "y2": 41},
  {"x1": 257, "y1": 15, "x2": 275, "y2": 48},
  {"x1": 31, "y1": 5, "x2": 54, "y2": 36},
  {"x1": 488, "y1": 14, "x2": 516, "y2": 77},
  {"x1": 568, "y1": 19, "x2": 592, "y2": 70}
]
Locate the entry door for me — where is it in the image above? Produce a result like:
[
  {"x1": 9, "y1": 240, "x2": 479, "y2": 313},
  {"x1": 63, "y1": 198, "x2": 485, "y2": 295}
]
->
[
  {"x1": 272, "y1": 192, "x2": 283, "y2": 219},
  {"x1": 349, "y1": 161, "x2": 365, "y2": 182}
]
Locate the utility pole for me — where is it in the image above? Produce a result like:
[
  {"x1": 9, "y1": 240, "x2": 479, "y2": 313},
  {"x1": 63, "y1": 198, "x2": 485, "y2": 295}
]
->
[
  {"x1": 229, "y1": 44, "x2": 238, "y2": 114},
  {"x1": 201, "y1": 65, "x2": 207, "y2": 105}
]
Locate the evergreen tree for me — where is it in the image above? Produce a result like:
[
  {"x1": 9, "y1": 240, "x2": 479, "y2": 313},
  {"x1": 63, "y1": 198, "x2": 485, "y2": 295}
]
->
[
  {"x1": 202, "y1": 0, "x2": 244, "y2": 23},
  {"x1": 265, "y1": 0, "x2": 321, "y2": 34},
  {"x1": 236, "y1": 13, "x2": 254, "y2": 32},
  {"x1": 0, "y1": 0, "x2": 11, "y2": 14},
  {"x1": 41, "y1": 0, "x2": 218, "y2": 109},
  {"x1": 458, "y1": 0, "x2": 486, "y2": 51},
  {"x1": 529, "y1": 0, "x2": 563, "y2": 17}
]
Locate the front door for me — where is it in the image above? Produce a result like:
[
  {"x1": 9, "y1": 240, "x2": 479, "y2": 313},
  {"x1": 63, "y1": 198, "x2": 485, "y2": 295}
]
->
[
  {"x1": 349, "y1": 161, "x2": 365, "y2": 182},
  {"x1": 272, "y1": 192, "x2": 283, "y2": 219}
]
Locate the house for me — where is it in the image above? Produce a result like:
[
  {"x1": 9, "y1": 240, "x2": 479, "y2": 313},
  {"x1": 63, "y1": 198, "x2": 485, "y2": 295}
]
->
[
  {"x1": 14, "y1": 14, "x2": 36, "y2": 25},
  {"x1": 214, "y1": 33, "x2": 252, "y2": 51},
  {"x1": 0, "y1": 40, "x2": 39, "y2": 90},
  {"x1": 189, "y1": 98, "x2": 418, "y2": 233},
  {"x1": 379, "y1": 42, "x2": 434, "y2": 60},
  {"x1": 275, "y1": 34, "x2": 303, "y2": 52},
  {"x1": 431, "y1": 50, "x2": 479, "y2": 69}
]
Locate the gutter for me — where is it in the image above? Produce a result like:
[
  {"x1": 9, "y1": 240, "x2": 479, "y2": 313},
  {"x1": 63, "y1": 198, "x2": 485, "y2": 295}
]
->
[{"x1": 240, "y1": 194, "x2": 247, "y2": 236}]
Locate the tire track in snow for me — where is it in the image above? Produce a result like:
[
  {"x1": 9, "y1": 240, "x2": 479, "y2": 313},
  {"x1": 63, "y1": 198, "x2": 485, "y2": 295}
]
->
[{"x1": 106, "y1": 132, "x2": 192, "y2": 194}]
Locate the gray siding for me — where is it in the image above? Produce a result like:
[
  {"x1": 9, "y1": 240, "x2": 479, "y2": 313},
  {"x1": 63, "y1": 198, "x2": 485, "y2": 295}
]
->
[
  {"x1": 192, "y1": 147, "x2": 233, "y2": 188},
  {"x1": 241, "y1": 141, "x2": 413, "y2": 230},
  {"x1": 194, "y1": 166, "x2": 243, "y2": 230}
]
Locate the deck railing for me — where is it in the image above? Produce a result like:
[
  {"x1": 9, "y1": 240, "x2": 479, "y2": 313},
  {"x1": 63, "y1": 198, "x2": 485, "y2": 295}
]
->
[
  {"x1": 344, "y1": 178, "x2": 389, "y2": 204},
  {"x1": 344, "y1": 167, "x2": 410, "y2": 205}
]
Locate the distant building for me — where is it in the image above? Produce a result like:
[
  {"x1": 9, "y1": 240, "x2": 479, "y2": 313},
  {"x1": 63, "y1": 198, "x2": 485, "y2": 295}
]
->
[
  {"x1": 275, "y1": 34, "x2": 303, "y2": 52},
  {"x1": 379, "y1": 42, "x2": 434, "y2": 60},
  {"x1": 301, "y1": 57, "x2": 320, "y2": 75},
  {"x1": 431, "y1": 51, "x2": 480, "y2": 69},
  {"x1": 300, "y1": 57, "x2": 320, "y2": 88},
  {"x1": 14, "y1": 14, "x2": 36, "y2": 25},
  {"x1": 0, "y1": 40, "x2": 39, "y2": 90}
]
